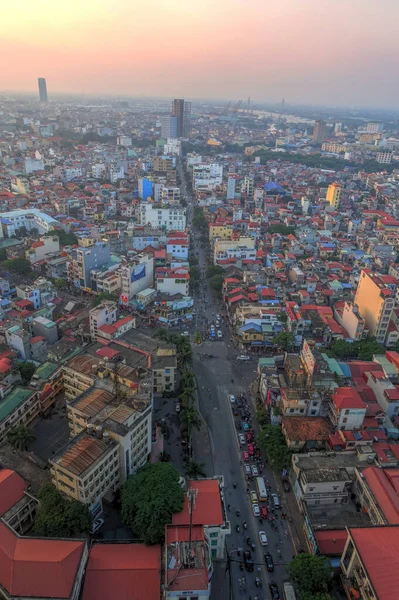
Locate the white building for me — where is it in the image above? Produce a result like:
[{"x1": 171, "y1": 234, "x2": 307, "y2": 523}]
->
[
  {"x1": 227, "y1": 176, "x2": 236, "y2": 200},
  {"x1": 117, "y1": 135, "x2": 132, "y2": 147},
  {"x1": 164, "y1": 138, "x2": 181, "y2": 155},
  {"x1": 24, "y1": 157, "x2": 44, "y2": 174},
  {"x1": 192, "y1": 163, "x2": 223, "y2": 190},
  {"x1": 0, "y1": 209, "x2": 58, "y2": 237},
  {"x1": 92, "y1": 163, "x2": 107, "y2": 179},
  {"x1": 26, "y1": 236, "x2": 60, "y2": 264},
  {"x1": 376, "y1": 152, "x2": 392, "y2": 164},
  {"x1": 156, "y1": 267, "x2": 189, "y2": 296},
  {"x1": 109, "y1": 165, "x2": 125, "y2": 183},
  {"x1": 89, "y1": 301, "x2": 118, "y2": 341},
  {"x1": 161, "y1": 187, "x2": 181, "y2": 204},
  {"x1": 138, "y1": 204, "x2": 186, "y2": 231},
  {"x1": 120, "y1": 254, "x2": 154, "y2": 302},
  {"x1": 367, "y1": 122, "x2": 384, "y2": 133}
]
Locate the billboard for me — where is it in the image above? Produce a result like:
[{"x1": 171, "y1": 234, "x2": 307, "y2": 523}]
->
[{"x1": 131, "y1": 264, "x2": 146, "y2": 282}]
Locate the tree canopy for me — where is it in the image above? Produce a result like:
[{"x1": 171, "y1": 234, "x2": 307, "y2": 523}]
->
[
  {"x1": 91, "y1": 292, "x2": 117, "y2": 307},
  {"x1": 18, "y1": 362, "x2": 36, "y2": 384},
  {"x1": 34, "y1": 484, "x2": 91, "y2": 537},
  {"x1": 272, "y1": 331, "x2": 294, "y2": 351},
  {"x1": 7, "y1": 426, "x2": 36, "y2": 451},
  {"x1": 45, "y1": 229, "x2": 78, "y2": 246},
  {"x1": 268, "y1": 224, "x2": 296, "y2": 235},
  {"x1": 287, "y1": 553, "x2": 331, "y2": 597},
  {"x1": 257, "y1": 424, "x2": 291, "y2": 471},
  {"x1": 329, "y1": 338, "x2": 384, "y2": 361},
  {"x1": 3, "y1": 258, "x2": 31, "y2": 274},
  {"x1": 121, "y1": 463, "x2": 184, "y2": 544}
]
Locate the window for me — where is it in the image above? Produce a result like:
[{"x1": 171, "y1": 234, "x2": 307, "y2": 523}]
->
[{"x1": 342, "y1": 418, "x2": 348, "y2": 424}]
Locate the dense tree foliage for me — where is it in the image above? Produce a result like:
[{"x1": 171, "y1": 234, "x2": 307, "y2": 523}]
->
[
  {"x1": 91, "y1": 292, "x2": 117, "y2": 307},
  {"x1": 2, "y1": 258, "x2": 31, "y2": 274},
  {"x1": 7, "y1": 426, "x2": 36, "y2": 451},
  {"x1": 45, "y1": 229, "x2": 78, "y2": 246},
  {"x1": 121, "y1": 463, "x2": 184, "y2": 544},
  {"x1": 287, "y1": 553, "x2": 331, "y2": 597},
  {"x1": 330, "y1": 338, "x2": 384, "y2": 361},
  {"x1": 34, "y1": 484, "x2": 91, "y2": 537},
  {"x1": 18, "y1": 362, "x2": 36, "y2": 384},
  {"x1": 268, "y1": 224, "x2": 296, "y2": 235},
  {"x1": 272, "y1": 331, "x2": 295, "y2": 351},
  {"x1": 257, "y1": 425, "x2": 291, "y2": 471}
]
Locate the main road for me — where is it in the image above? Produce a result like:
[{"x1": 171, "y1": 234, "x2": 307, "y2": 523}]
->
[{"x1": 179, "y1": 157, "x2": 294, "y2": 599}]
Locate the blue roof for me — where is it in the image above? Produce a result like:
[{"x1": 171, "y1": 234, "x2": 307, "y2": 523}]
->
[
  {"x1": 264, "y1": 182, "x2": 286, "y2": 194},
  {"x1": 239, "y1": 322, "x2": 262, "y2": 333}
]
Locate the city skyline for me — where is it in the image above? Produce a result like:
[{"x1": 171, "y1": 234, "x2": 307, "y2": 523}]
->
[{"x1": 1, "y1": 0, "x2": 399, "y2": 108}]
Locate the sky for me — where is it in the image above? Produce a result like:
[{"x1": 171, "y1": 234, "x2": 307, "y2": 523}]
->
[{"x1": 1, "y1": 0, "x2": 398, "y2": 107}]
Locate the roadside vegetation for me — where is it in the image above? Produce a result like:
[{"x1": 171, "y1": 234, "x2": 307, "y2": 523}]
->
[{"x1": 34, "y1": 483, "x2": 91, "y2": 537}]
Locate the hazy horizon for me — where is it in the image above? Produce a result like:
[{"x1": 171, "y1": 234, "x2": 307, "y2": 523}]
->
[{"x1": 1, "y1": 0, "x2": 399, "y2": 109}]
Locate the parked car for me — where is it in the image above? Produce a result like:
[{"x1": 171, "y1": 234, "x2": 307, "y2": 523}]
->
[
  {"x1": 264, "y1": 552, "x2": 274, "y2": 572},
  {"x1": 271, "y1": 493, "x2": 281, "y2": 509},
  {"x1": 246, "y1": 432, "x2": 253, "y2": 443},
  {"x1": 269, "y1": 581, "x2": 280, "y2": 600},
  {"x1": 238, "y1": 433, "x2": 246, "y2": 446},
  {"x1": 242, "y1": 422, "x2": 250, "y2": 431},
  {"x1": 216, "y1": 314, "x2": 221, "y2": 320},
  {"x1": 261, "y1": 505, "x2": 268, "y2": 519},
  {"x1": 248, "y1": 443, "x2": 254, "y2": 456},
  {"x1": 250, "y1": 491, "x2": 258, "y2": 504},
  {"x1": 244, "y1": 464, "x2": 252, "y2": 476},
  {"x1": 90, "y1": 518, "x2": 104, "y2": 534},
  {"x1": 259, "y1": 531, "x2": 268, "y2": 546},
  {"x1": 282, "y1": 478, "x2": 290, "y2": 492},
  {"x1": 251, "y1": 465, "x2": 259, "y2": 477},
  {"x1": 217, "y1": 330, "x2": 222, "y2": 339},
  {"x1": 237, "y1": 354, "x2": 251, "y2": 361},
  {"x1": 242, "y1": 451, "x2": 249, "y2": 462},
  {"x1": 252, "y1": 503, "x2": 260, "y2": 517},
  {"x1": 229, "y1": 394, "x2": 235, "y2": 403},
  {"x1": 243, "y1": 551, "x2": 254, "y2": 572}
]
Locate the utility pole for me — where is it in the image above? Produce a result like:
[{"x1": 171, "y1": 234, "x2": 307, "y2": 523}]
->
[{"x1": 187, "y1": 487, "x2": 198, "y2": 554}]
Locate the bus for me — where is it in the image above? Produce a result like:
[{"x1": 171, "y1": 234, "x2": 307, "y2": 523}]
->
[
  {"x1": 255, "y1": 477, "x2": 268, "y2": 502},
  {"x1": 282, "y1": 581, "x2": 296, "y2": 600}
]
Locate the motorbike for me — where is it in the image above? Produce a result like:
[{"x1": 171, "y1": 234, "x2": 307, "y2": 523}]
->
[
  {"x1": 239, "y1": 563, "x2": 244, "y2": 571},
  {"x1": 243, "y1": 521, "x2": 247, "y2": 530},
  {"x1": 236, "y1": 510, "x2": 240, "y2": 517},
  {"x1": 233, "y1": 482, "x2": 237, "y2": 489},
  {"x1": 236, "y1": 525, "x2": 240, "y2": 533},
  {"x1": 251, "y1": 543, "x2": 256, "y2": 551},
  {"x1": 246, "y1": 537, "x2": 251, "y2": 546},
  {"x1": 255, "y1": 578, "x2": 262, "y2": 588}
]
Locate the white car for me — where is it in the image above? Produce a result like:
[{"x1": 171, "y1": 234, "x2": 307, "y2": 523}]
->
[
  {"x1": 217, "y1": 314, "x2": 221, "y2": 320},
  {"x1": 259, "y1": 531, "x2": 268, "y2": 546},
  {"x1": 237, "y1": 355, "x2": 251, "y2": 361},
  {"x1": 229, "y1": 394, "x2": 236, "y2": 404},
  {"x1": 90, "y1": 518, "x2": 104, "y2": 534},
  {"x1": 175, "y1": 403, "x2": 181, "y2": 414},
  {"x1": 251, "y1": 465, "x2": 259, "y2": 477},
  {"x1": 252, "y1": 503, "x2": 260, "y2": 517},
  {"x1": 217, "y1": 330, "x2": 222, "y2": 339},
  {"x1": 238, "y1": 433, "x2": 246, "y2": 445}
]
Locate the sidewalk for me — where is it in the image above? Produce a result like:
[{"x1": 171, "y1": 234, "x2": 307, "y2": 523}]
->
[{"x1": 191, "y1": 386, "x2": 215, "y2": 478}]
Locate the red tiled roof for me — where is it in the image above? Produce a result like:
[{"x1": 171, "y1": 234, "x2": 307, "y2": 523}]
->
[
  {"x1": 350, "y1": 526, "x2": 399, "y2": 600},
  {"x1": 172, "y1": 479, "x2": 223, "y2": 527},
  {"x1": 332, "y1": 387, "x2": 366, "y2": 411},
  {"x1": 0, "y1": 522, "x2": 84, "y2": 598},
  {"x1": 362, "y1": 467, "x2": 399, "y2": 524},
  {"x1": 95, "y1": 347, "x2": 119, "y2": 359},
  {"x1": 82, "y1": 544, "x2": 161, "y2": 600},
  {"x1": 0, "y1": 470, "x2": 27, "y2": 516},
  {"x1": 30, "y1": 336, "x2": 45, "y2": 344},
  {"x1": 314, "y1": 529, "x2": 348, "y2": 555}
]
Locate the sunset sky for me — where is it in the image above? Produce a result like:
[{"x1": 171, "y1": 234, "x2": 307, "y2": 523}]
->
[{"x1": 1, "y1": 0, "x2": 398, "y2": 107}]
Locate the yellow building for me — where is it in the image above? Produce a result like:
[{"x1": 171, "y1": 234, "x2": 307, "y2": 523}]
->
[
  {"x1": 326, "y1": 182, "x2": 342, "y2": 208},
  {"x1": 354, "y1": 269, "x2": 395, "y2": 344},
  {"x1": 209, "y1": 223, "x2": 233, "y2": 241},
  {"x1": 63, "y1": 355, "x2": 104, "y2": 401},
  {"x1": 50, "y1": 431, "x2": 120, "y2": 517}
]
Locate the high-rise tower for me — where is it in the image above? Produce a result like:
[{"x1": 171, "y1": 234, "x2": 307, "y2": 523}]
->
[
  {"x1": 38, "y1": 78, "x2": 48, "y2": 102},
  {"x1": 172, "y1": 99, "x2": 191, "y2": 137}
]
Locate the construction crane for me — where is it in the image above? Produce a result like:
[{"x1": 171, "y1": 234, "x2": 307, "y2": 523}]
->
[{"x1": 232, "y1": 100, "x2": 243, "y2": 113}]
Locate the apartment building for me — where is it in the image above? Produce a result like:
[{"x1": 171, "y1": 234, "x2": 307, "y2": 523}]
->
[
  {"x1": 213, "y1": 237, "x2": 256, "y2": 264},
  {"x1": 68, "y1": 238, "x2": 111, "y2": 291},
  {"x1": 63, "y1": 355, "x2": 104, "y2": 401},
  {"x1": 354, "y1": 270, "x2": 397, "y2": 344},
  {"x1": 50, "y1": 431, "x2": 120, "y2": 517},
  {"x1": 89, "y1": 301, "x2": 118, "y2": 341},
  {"x1": 354, "y1": 466, "x2": 399, "y2": 526},
  {"x1": 334, "y1": 302, "x2": 366, "y2": 341},
  {"x1": 161, "y1": 187, "x2": 180, "y2": 204},
  {"x1": 25, "y1": 236, "x2": 60, "y2": 264},
  {"x1": 341, "y1": 526, "x2": 396, "y2": 600},
  {"x1": 120, "y1": 253, "x2": 154, "y2": 302},
  {"x1": 326, "y1": 182, "x2": 342, "y2": 209},
  {"x1": 328, "y1": 387, "x2": 367, "y2": 431},
  {"x1": 0, "y1": 387, "x2": 39, "y2": 443},
  {"x1": 0, "y1": 209, "x2": 58, "y2": 237},
  {"x1": 155, "y1": 267, "x2": 190, "y2": 296},
  {"x1": 137, "y1": 204, "x2": 186, "y2": 231}
]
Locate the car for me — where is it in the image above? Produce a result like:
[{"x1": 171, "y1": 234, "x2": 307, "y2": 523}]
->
[
  {"x1": 252, "y1": 503, "x2": 260, "y2": 517},
  {"x1": 251, "y1": 465, "x2": 259, "y2": 477},
  {"x1": 208, "y1": 354, "x2": 214, "y2": 358},
  {"x1": 238, "y1": 433, "x2": 246, "y2": 446},
  {"x1": 242, "y1": 451, "x2": 249, "y2": 462},
  {"x1": 271, "y1": 493, "x2": 281, "y2": 509},
  {"x1": 259, "y1": 531, "x2": 268, "y2": 546},
  {"x1": 217, "y1": 330, "x2": 222, "y2": 339},
  {"x1": 261, "y1": 505, "x2": 268, "y2": 519},
  {"x1": 282, "y1": 478, "x2": 290, "y2": 492},
  {"x1": 244, "y1": 464, "x2": 252, "y2": 476},
  {"x1": 216, "y1": 314, "x2": 221, "y2": 320},
  {"x1": 243, "y1": 551, "x2": 254, "y2": 572},
  {"x1": 248, "y1": 443, "x2": 254, "y2": 456},
  {"x1": 229, "y1": 394, "x2": 235, "y2": 404},
  {"x1": 237, "y1": 354, "x2": 251, "y2": 361},
  {"x1": 175, "y1": 403, "x2": 181, "y2": 414},
  {"x1": 182, "y1": 331, "x2": 190, "y2": 337},
  {"x1": 264, "y1": 552, "x2": 274, "y2": 572},
  {"x1": 246, "y1": 432, "x2": 253, "y2": 442},
  {"x1": 90, "y1": 518, "x2": 104, "y2": 534},
  {"x1": 242, "y1": 422, "x2": 249, "y2": 431},
  {"x1": 216, "y1": 320, "x2": 220, "y2": 328},
  {"x1": 269, "y1": 581, "x2": 280, "y2": 600},
  {"x1": 250, "y1": 491, "x2": 258, "y2": 504}
]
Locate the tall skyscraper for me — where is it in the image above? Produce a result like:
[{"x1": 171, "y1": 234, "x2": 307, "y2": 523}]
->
[
  {"x1": 161, "y1": 115, "x2": 178, "y2": 139},
  {"x1": 312, "y1": 119, "x2": 327, "y2": 143},
  {"x1": 38, "y1": 78, "x2": 48, "y2": 102},
  {"x1": 172, "y1": 99, "x2": 191, "y2": 137}
]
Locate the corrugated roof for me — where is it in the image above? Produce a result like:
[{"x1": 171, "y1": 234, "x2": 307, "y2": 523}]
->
[
  {"x1": 73, "y1": 388, "x2": 114, "y2": 418},
  {"x1": 172, "y1": 480, "x2": 223, "y2": 527},
  {"x1": 0, "y1": 470, "x2": 27, "y2": 517},
  {"x1": 56, "y1": 435, "x2": 114, "y2": 476}
]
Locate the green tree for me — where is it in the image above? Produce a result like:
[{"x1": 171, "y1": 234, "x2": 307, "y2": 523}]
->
[
  {"x1": 194, "y1": 331, "x2": 201, "y2": 344},
  {"x1": 54, "y1": 277, "x2": 67, "y2": 289},
  {"x1": 0, "y1": 248, "x2": 7, "y2": 262},
  {"x1": 44, "y1": 229, "x2": 78, "y2": 246},
  {"x1": 185, "y1": 459, "x2": 206, "y2": 479},
  {"x1": 209, "y1": 275, "x2": 224, "y2": 295},
  {"x1": 121, "y1": 463, "x2": 184, "y2": 544},
  {"x1": 34, "y1": 484, "x2": 91, "y2": 537},
  {"x1": 287, "y1": 553, "x2": 331, "y2": 596},
  {"x1": 272, "y1": 331, "x2": 294, "y2": 351},
  {"x1": 268, "y1": 224, "x2": 295, "y2": 235},
  {"x1": 91, "y1": 292, "x2": 117, "y2": 307},
  {"x1": 7, "y1": 425, "x2": 36, "y2": 451},
  {"x1": 300, "y1": 593, "x2": 332, "y2": 600},
  {"x1": 277, "y1": 311, "x2": 288, "y2": 324},
  {"x1": 190, "y1": 265, "x2": 200, "y2": 281},
  {"x1": 18, "y1": 361, "x2": 36, "y2": 384},
  {"x1": 158, "y1": 451, "x2": 171, "y2": 462},
  {"x1": 257, "y1": 424, "x2": 291, "y2": 471},
  {"x1": 256, "y1": 407, "x2": 269, "y2": 428},
  {"x1": 206, "y1": 265, "x2": 224, "y2": 279},
  {"x1": 3, "y1": 258, "x2": 31, "y2": 274}
]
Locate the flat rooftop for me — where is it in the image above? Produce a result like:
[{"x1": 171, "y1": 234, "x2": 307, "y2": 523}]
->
[
  {"x1": 293, "y1": 451, "x2": 367, "y2": 473},
  {"x1": 302, "y1": 467, "x2": 351, "y2": 484}
]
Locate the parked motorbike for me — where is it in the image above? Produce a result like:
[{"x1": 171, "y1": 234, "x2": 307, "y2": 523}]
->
[
  {"x1": 243, "y1": 521, "x2": 247, "y2": 530},
  {"x1": 236, "y1": 525, "x2": 240, "y2": 533},
  {"x1": 239, "y1": 563, "x2": 244, "y2": 571}
]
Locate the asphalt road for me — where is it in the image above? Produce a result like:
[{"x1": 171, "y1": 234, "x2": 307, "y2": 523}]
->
[{"x1": 179, "y1": 158, "x2": 294, "y2": 600}]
